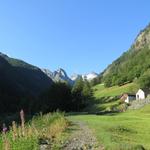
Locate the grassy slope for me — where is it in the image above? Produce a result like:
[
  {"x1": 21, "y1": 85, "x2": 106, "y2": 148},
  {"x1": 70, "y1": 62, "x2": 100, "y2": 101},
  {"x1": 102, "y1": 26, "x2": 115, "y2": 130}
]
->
[
  {"x1": 93, "y1": 83, "x2": 139, "y2": 98},
  {"x1": 69, "y1": 83, "x2": 150, "y2": 149},
  {"x1": 68, "y1": 104, "x2": 150, "y2": 149},
  {"x1": 86, "y1": 83, "x2": 139, "y2": 112}
]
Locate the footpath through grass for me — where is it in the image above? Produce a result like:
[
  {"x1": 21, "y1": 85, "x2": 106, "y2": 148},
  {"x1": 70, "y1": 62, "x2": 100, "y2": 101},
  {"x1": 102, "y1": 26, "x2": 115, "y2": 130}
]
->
[{"x1": 68, "y1": 104, "x2": 150, "y2": 150}]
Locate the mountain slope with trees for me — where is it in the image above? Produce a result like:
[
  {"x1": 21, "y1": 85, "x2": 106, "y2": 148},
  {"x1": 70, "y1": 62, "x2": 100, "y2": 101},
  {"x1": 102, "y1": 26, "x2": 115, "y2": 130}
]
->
[
  {"x1": 101, "y1": 23, "x2": 150, "y2": 88},
  {"x1": 0, "y1": 53, "x2": 53, "y2": 113}
]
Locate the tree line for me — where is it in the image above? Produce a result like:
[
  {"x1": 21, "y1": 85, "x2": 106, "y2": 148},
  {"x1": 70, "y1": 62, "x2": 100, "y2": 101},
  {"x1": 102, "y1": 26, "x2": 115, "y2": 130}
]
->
[
  {"x1": 38, "y1": 77, "x2": 93, "y2": 113},
  {"x1": 102, "y1": 47, "x2": 150, "y2": 88}
]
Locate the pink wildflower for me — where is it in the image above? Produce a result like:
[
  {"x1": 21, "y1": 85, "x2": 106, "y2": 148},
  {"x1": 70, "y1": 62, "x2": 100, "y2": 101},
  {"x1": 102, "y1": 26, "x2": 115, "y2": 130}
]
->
[{"x1": 2, "y1": 123, "x2": 7, "y2": 134}]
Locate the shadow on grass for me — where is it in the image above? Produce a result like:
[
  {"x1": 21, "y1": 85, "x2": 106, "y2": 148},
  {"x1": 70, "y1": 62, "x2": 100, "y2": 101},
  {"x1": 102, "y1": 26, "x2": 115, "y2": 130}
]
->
[
  {"x1": 80, "y1": 96, "x2": 121, "y2": 116},
  {"x1": 66, "y1": 111, "x2": 120, "y2": 117},
  {"x1": 95, "y1": 96, "x2": 120, "y2": 104}
]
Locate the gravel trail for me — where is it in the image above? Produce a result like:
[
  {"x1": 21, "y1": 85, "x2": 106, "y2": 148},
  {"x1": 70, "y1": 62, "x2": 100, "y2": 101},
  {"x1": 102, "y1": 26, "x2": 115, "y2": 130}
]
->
[{"x1": 63, "y1": 121, "x2": 104, "y2": 150}]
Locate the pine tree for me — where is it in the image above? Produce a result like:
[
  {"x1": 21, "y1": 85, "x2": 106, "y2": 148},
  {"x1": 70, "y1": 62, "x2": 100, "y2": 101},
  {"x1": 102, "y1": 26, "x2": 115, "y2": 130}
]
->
[{"x1": 71, "y1": 77, "x2": 84, "y2": 111}]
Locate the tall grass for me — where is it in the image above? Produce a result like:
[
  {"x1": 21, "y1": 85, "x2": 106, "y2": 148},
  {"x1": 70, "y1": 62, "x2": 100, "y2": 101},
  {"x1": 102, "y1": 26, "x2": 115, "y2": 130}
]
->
[{"x1": 0, "y1": 110, "x2": 68, "y2": 150}]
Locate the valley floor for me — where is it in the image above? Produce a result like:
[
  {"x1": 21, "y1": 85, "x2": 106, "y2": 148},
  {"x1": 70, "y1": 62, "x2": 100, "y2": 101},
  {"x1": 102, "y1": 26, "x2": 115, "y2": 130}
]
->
[{"x1": 67, "y1": 105, "x2": 150, "y2": 150}]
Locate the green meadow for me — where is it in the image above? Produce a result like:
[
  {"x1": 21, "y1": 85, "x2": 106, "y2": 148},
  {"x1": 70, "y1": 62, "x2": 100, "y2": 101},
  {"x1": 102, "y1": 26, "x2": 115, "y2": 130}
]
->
[
  {"x1": 85, "y1": 83, "x2": 139, "y2": 112},
  {"x1": 93, "y1": 83, "x2": 139, "y2": 98},
  {"x1": 68, "y1": 83, "x2": 150, "y2": 149},
  {"x1": 68, "y1": 104, "x2": 150, "y2": 149}
]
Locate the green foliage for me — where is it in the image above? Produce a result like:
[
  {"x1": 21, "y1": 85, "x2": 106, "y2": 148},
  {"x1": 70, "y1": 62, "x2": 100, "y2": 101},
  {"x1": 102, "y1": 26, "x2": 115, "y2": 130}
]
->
[
  {"x1": 137, "y1": 69, "x2": 150, "y2": 89},
  {"x1": 39, "y1": 79, "x2": 94, "y2": 112},
  {"x1": 72, "y1": 77, "x2": 84, "y2": 93},
  {"x1": 103, "y1": 47, "x2": 150, "y2": 87},
  {"x1": 71, "y1": 78, "x2": 85, "y2": 111},
  {"x1": 90, "y1": 76, "x2": 101, "y2": 86},
  {"x1": 103, "y1": 75, "x2": 112, "y2": 87},
  {"x1": 71, "y1": 78, "x2": 93, "y2": 111},
  {"x1": 82, "y1": 80, "x2": 93, "y2": 100},
  {"x1": 40, "y1": 82, "x2": 72, "y2": 112}
]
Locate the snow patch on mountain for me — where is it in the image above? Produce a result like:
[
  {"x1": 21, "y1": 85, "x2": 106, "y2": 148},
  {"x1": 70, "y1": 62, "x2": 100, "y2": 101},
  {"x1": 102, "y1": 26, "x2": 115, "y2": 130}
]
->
[
  {"x1": 82, "y1": 72, "x2": 98, "y2": 81},
  {"x1": 71, "y1": 72, "x2": 98, "y2": 81},
  {"x1": 42, "y1": 68, "x2": 99, "y2": 84}
]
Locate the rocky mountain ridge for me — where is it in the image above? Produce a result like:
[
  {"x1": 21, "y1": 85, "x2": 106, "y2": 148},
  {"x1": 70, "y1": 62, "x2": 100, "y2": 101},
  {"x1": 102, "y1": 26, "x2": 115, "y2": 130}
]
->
[
  {"x1": 71, "y1": 72, "x2": 98, "y2": 81},
  {"x1": 42, "y1": 68, "x2": 98, "y2": 84},
  {"x1": 132, "y1": 23, "x2": 150, "y2": 51},
  {"x1": 42, "y1": 68, "x2": 74, "y2": 84}
]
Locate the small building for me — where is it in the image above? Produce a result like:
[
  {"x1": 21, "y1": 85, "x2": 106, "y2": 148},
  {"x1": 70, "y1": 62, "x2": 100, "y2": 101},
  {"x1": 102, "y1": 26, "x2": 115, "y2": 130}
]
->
[
  {"x1": 120, "y1": 93, "x2": 136, "y2": 103},
  {"x1": 136, "y1": 89, "x2": 149, "y2": 100}
]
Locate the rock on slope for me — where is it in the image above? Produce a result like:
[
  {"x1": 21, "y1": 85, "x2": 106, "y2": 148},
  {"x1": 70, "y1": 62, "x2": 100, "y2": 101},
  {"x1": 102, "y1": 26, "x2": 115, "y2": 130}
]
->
[{"x1": 132, "y1": 23, "x2": 150, "y2": 51}]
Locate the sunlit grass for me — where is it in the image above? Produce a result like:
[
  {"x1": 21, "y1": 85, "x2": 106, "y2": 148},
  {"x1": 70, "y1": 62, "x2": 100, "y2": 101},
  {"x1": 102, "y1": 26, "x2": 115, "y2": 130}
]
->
[
  {"x1": 68, "y1": 104, "x2": 150, "y2": 149},
  {"x1": 93, "y1": 83, "x2": 139, "y2": 98}
]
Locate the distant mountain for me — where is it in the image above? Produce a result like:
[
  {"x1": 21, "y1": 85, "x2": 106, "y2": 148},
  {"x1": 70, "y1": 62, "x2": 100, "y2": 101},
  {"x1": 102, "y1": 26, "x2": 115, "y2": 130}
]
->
[
  {"x1": 42, "y1": 68, "x2": 74, "y2": 85},
  {"x1": 101, "y1": 23, "x2": 150, "y2": 87},
  {"x1": 71, "y1": 74, "x2": 81, "y2": 81},
  {"x1": 42, "y1": 68, "x2": 98, "y2": 84},
  {"x1": 41, "y1": 68, "x2": 54, "y2": 79},
  {"x1": 82, "y1": 72, "x2": 98, "y2": 81},
  {"x1": 71, "y1": 72, "x2": 98, "y2": 81},
  {"x1": 0, "y1": 52, "x2": 53, "y2": 112}
]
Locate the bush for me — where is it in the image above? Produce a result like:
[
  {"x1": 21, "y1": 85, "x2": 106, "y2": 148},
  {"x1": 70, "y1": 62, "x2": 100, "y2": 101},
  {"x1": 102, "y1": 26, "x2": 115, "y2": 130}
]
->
[{"x1": 137, "y1": 69, "x2": 150, "y2": 89}]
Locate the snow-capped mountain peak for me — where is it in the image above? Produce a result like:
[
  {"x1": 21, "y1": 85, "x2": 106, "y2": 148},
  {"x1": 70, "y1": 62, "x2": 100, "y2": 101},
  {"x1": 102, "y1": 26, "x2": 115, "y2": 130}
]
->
[
  {"x1": 41, "y1": 69, "x2": 53, "y2": 78},
  {"x1": 70, "y1": 74, "x2": 81, "y2": 81},
  {"x1": 53, "y1": 68, "x2": 68, "y2": 78},
  {"x1": 71, "y1": 72, "x2": 98, "y2": 81},
  {"x1": 41, "y1": 68, "x2": 73, "y2": 84},
  {"x1": 42, "y1": 68, "x2": 99, "y2": 84},
  {"x1": 82, "y1": 72, "x2": 98, "y2": 81}
]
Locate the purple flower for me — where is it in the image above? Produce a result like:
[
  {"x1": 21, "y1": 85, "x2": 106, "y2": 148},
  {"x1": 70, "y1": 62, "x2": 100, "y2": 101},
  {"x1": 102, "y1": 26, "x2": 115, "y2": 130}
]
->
[{"x1": 2, "y1": 123, "x2": 7, "y2": 133}]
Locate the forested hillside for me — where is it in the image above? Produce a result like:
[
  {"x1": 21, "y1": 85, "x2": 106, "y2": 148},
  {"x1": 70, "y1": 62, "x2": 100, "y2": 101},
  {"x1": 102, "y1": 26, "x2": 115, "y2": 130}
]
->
[
  {"x1": 0, "y1": 53, "x2": 53, "y2": 113},
  {"x1": 102, "y1": 24, "x2": 150, "y2": 87}
]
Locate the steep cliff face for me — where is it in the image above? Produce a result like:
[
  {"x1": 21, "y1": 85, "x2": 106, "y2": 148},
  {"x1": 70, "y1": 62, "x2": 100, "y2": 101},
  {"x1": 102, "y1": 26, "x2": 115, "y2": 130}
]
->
[
  {"x1": 132, "y1": 24, "x2": 150, "y2": 51},
  {"x1": 42, "y1": 68, "x2": 74, "y2": 85},
  {"x1": 53, "y1": 68, "x2": 73, "y2": 84}
]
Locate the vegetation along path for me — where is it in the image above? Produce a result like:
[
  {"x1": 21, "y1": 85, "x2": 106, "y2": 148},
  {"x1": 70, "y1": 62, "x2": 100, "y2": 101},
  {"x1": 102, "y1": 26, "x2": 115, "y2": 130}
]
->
[{"x1": 63, "y1": 120, "x2": 104, "y2": 150}]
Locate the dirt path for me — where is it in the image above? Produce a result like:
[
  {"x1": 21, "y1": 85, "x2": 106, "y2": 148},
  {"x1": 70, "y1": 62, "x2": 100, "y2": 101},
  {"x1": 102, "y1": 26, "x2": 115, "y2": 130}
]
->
[{"x1": 62, "y1": 121, "x2": 104, "y2": 150}]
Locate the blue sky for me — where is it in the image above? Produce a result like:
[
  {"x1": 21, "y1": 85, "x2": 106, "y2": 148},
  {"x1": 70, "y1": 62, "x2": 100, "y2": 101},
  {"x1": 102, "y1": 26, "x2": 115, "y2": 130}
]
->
[{"x1": 0, "y1": 0, "x2": 150, "y2": 76}]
